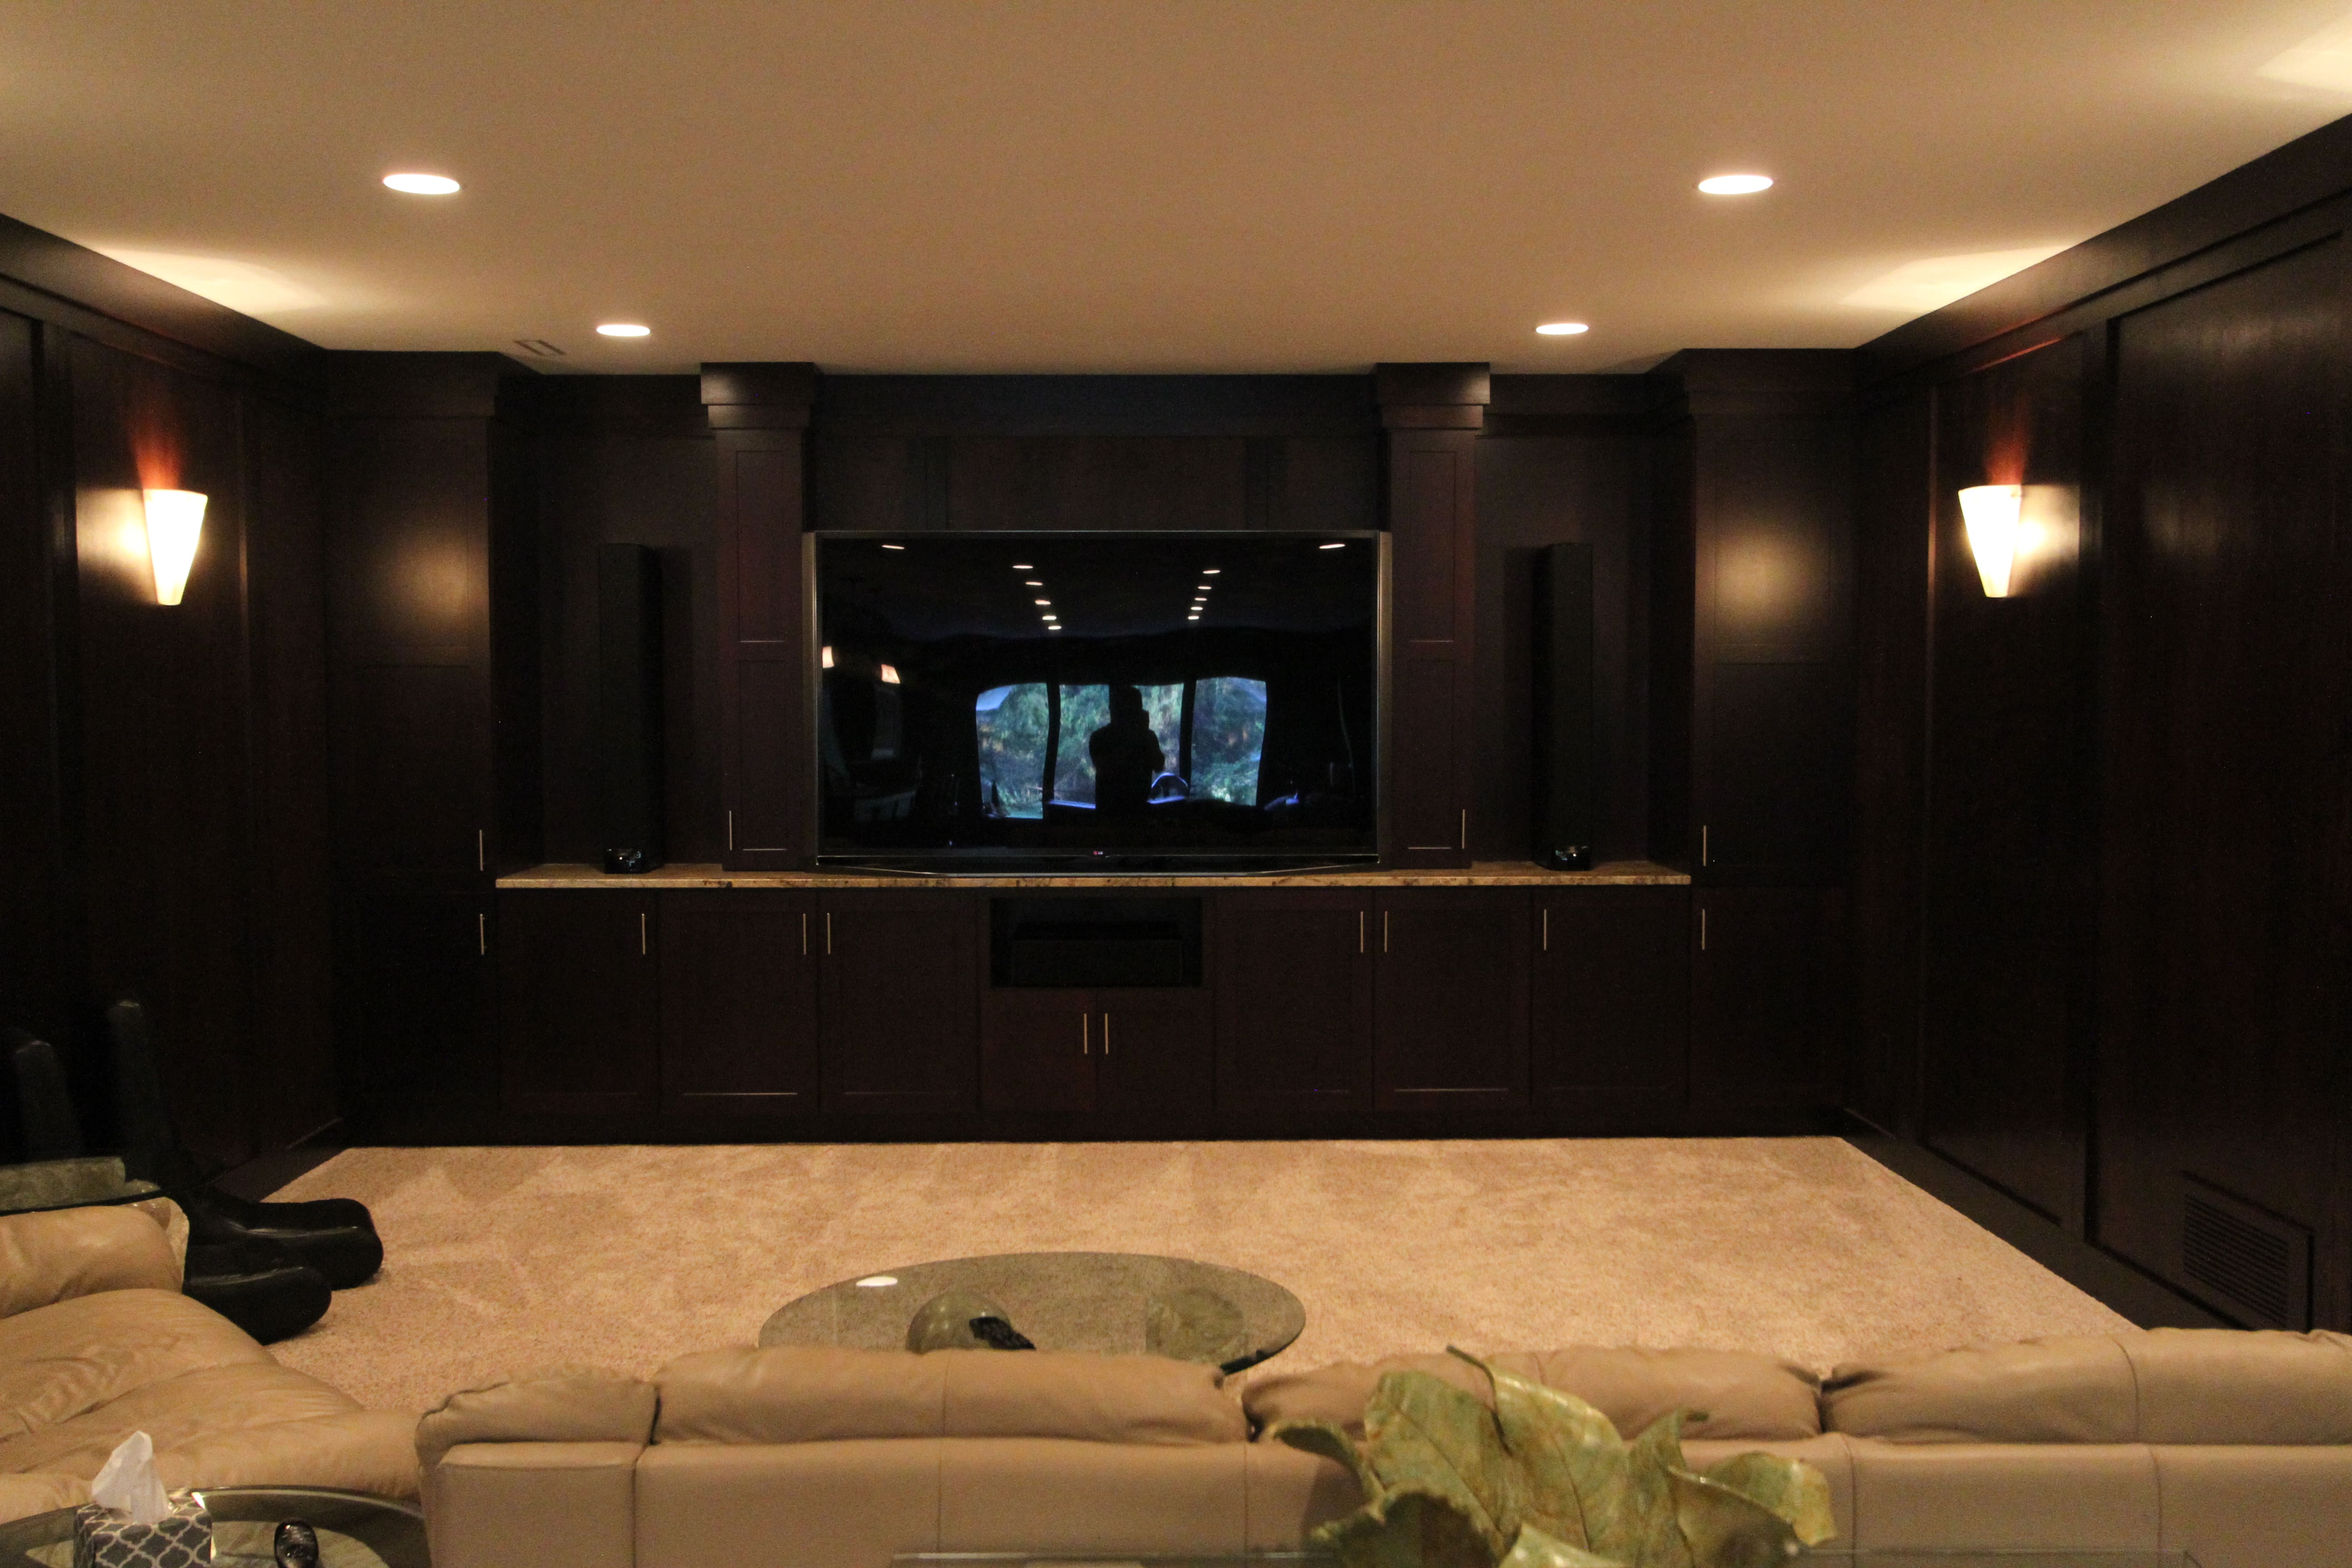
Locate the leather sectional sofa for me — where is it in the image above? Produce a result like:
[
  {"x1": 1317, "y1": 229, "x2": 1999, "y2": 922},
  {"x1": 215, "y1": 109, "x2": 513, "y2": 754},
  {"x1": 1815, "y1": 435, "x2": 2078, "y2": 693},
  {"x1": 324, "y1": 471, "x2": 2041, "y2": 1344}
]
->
[
  {"x1": 420, "y1": 1329, "x2": 2352, "y2": 1568},
  {"x1": 0, "y1": 1205, "x2": 418, "y2": 1523}
]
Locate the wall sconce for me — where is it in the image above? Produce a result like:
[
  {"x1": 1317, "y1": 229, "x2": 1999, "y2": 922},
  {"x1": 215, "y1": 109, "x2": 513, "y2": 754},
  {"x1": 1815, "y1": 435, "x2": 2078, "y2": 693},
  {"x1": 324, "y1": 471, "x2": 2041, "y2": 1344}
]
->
[
  {"x1": 141, "y1": 489, "x2": 207, "y2": 606},
  {"x1": 1956, "y1": 484, "x2": 2020, "y2": 598}
]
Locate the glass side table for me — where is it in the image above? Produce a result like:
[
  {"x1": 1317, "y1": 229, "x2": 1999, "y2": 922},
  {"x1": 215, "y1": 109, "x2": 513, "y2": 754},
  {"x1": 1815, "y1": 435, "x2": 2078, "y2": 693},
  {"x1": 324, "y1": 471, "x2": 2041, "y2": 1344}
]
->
[
  {"x1": 899, "y1": 1552, "x2": 2203, "y2": 1568},
  {"x1": 0, "y1": 1487, "x2": 426, "y2": 1568}
]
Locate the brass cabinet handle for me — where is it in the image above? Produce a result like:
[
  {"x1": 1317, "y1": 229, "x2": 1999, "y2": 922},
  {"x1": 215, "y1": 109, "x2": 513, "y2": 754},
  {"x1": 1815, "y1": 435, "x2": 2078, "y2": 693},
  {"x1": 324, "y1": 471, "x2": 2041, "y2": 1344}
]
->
[
  {"x1": 826, "y1": 912, "x2": 833, "y2": 955},
  {"x1": 1358, "y1": 911, "x2": 1366, "y2": 953},
  {"x1": 1541, "y1": 907, "x2": 1548, "y2": 952},
  {"x1": 477, "y1": 912, "x2": 486, "y2": 956},
  {"x1": 1082, "y1": 1013, "x2": 1090, "y2": 1056},
  {"x1": 1460, "y1": 808, "x2": 1467, "y2": 850},
  {"x1": 1699, "y1": 906, "x2": 1707, "y2": 952},
  {"x1": 639, "y1": 911, "x2": 648, "y2": 956},
  {"x1": 1102, "y1": 1013, "x2": 1111, "y2": 1056},
  {"x1": 476, "y1": 828, "x2": 485, "y2": 872},
  {"x1": 1382, "y1": 910, "x2": 1390, "y2": 953}
]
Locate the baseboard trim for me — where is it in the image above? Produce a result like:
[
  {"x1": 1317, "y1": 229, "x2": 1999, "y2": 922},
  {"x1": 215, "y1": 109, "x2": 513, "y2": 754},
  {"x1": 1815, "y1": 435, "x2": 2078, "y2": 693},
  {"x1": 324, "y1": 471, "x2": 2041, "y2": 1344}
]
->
[
  {"x1": 215, "y1": 1120, "x2": 348, "y2": 1201},
  {"x1": 1842, "y1": 1116, "x2": 2230, "y2": 1331}
]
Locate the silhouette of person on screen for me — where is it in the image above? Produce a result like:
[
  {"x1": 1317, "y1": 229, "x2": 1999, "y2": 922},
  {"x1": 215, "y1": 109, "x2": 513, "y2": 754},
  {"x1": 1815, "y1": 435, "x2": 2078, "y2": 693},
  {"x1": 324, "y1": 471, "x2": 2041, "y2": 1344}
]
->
[{"x1": 1089, "y1": 685, "x2": 1164, "y2": 815}]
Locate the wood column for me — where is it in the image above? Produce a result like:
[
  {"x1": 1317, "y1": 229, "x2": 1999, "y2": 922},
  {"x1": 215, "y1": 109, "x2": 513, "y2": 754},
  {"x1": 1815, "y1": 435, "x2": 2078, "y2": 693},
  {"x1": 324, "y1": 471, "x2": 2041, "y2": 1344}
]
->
[
  {"x1": 1377, "y1": 363, "x2": 1486, "y2": 868},
  {"x1": 703, "y1": 363, "x2": 817, "y2": 869}
]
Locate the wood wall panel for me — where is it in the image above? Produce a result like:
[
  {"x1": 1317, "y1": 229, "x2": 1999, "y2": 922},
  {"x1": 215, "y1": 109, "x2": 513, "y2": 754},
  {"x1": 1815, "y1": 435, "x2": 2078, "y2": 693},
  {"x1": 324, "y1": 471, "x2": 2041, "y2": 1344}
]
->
[
  {"x1": 1920, "y1": 336, "x2": 2094, "y2": 1232},
  {"x1": 2097, "y1": 239, "x2": 2350, "y2": 1327},
  {"x1": 1848, "y1": 391, "x2": 1931, "y2": 1138},
  {"x1": 0, "y1": 310, "x2": 81, "y2": 1142}
]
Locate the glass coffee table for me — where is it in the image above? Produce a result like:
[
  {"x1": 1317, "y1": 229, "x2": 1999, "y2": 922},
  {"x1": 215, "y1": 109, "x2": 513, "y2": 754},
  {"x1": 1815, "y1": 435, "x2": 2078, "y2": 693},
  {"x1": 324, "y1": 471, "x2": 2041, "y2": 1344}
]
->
[
  {"x1": 762, "y1": 1250, "x2": 1306, "y2": 1374},
  {"x1": 0, "y1": 1487, "x2": 426, "y2": 1568}
]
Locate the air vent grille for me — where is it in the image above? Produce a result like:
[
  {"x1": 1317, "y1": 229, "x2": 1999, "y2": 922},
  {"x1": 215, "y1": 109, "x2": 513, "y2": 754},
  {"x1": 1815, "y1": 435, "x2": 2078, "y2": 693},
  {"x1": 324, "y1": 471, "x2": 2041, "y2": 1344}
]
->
[{"x1": 2181, "y1": 1176, "x2": 2310, "y2": 1330}]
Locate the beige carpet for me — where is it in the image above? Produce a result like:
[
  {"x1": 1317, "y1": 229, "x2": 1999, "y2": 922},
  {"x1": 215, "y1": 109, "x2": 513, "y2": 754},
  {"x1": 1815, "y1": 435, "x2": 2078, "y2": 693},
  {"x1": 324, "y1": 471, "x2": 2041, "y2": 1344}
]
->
[{"x1": 265, "y1": 1137, "x2": 2133, "y2": 1414}]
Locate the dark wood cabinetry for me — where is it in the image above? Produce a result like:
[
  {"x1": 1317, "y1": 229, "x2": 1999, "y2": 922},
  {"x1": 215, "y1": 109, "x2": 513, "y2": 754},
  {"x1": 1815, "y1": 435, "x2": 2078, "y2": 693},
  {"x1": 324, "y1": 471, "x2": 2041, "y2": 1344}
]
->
[
  {"x1": 1380, "y1": 365, "x2": 1487, "y2": 869},
  {"x1": 1690, "y1": 886, "x2": 1844, "y2": 1114},
  {"x1": 660, "y1": 889, "x2": 818, "y2": 1118},
  {"x1": 982, "y1": 988, "x2": 1214, "y2": 1115},
  {"x1": 819, "y1": 890, "x2": 981, "y2": 1114},
  {"x1": 1373, "y1": 889, "x2": 1529, "y2": 1109},
  {"x1": 1648, "y1": 352, "x2": 1853, "y2": 884},
  {"x1": 1532, "y1": 887, "x2": 1689, "y2": 1123},
  {"x1": 337, "y1": 889, "x2": 496, "y2": 1139},
  {"x1": 327, "y1": 355, "x2": 546, "y2": 1133},
  {"x1": 498, "y1": 891, "x2": 658, "y2": 1117},
  {"x1": 706, "y1": 364, "x2": 817, "y2": 872},
  {"x1": 1214, "y1": 890, "x2": 1374, "y2": 1114}
]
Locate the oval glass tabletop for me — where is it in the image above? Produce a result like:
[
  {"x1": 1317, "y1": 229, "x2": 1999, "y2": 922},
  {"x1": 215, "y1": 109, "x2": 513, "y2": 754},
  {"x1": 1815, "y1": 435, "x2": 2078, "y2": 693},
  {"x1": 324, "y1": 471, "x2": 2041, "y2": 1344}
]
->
[{"x1": 760, "y1": 1251, "x2": 1306, "y2": 1374}]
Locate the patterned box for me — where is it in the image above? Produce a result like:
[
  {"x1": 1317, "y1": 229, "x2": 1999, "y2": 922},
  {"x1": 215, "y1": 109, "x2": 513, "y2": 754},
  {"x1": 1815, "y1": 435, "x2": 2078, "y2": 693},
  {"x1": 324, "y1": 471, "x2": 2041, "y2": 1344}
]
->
[{"x1": 71, "y1": 1496, "x2": 212, "y2": 1568}]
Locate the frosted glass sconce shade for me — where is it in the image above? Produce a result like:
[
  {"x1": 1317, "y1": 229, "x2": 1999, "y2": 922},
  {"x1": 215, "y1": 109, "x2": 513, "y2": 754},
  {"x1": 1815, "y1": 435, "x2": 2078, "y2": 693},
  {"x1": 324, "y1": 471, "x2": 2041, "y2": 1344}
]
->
[
  {"x1": 1957, "y1": 484, "x2": 2021, "y2": 598},
  {"x1": 142, "y1": 489, "x2": 207, "y2": 606}
]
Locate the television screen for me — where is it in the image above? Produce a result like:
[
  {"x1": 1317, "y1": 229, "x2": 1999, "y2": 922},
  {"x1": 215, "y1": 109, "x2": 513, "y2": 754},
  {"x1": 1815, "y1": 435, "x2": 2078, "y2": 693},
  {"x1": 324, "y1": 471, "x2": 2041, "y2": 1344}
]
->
[{"x1": 813, "y1": 530, "x2": 1382, "y2": 870}]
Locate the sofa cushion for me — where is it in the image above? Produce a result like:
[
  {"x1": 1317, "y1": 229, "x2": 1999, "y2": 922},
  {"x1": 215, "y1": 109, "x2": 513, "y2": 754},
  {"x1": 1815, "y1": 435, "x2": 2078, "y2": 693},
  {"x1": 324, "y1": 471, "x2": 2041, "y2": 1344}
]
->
[
  {"x1": 1824, "y1": 1330, "x2": 2352, "y2": 1445},
  {"x1": 154, "y1": 1410, "x2": 422, "y2": 1500},
  {"x1": 0, "y1": 1360, "x2": 358, "y2": 1478},
  {"x1": 1823, "y1": 1336, "x2": 2136, "y2": 1443},
  {"x1": 2123, "y1": 1328, "x2": 2352, "y2": 1445},
  {"x1": 0, "y1": 1207, "x2": 180, "y2": 1321},
  {"x1": 1244, "y1": 1348, "x2": 1822, "y2": 1442},
  {"x1": 656, "y1": 1346, "x2": 1246, "y2": 1446},
  {"x1": 0, "y1": 1288, "x2": 270, "y2": 1445},
  {"x1": 417, "y1": 1367, "x2": 658, "y2": 1470},
  {"x1": 0, "y1": 1471, "x2": 90, "y2": 1526}
]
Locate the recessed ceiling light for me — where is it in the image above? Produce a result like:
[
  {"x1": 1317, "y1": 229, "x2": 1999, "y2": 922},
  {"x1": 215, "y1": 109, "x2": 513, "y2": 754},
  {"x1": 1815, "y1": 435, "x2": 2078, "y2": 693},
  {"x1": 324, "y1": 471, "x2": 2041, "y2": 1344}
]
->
[
  {"x1": 1319, "y1": 541, "x2": 1346, "y2": 550},
  {"x1": 854, "y1": 1275, "x2": 897, "y2": 1288},
  {"x1": 1202, "y1": 568, "x2": 1220, "y2": 575},
  {"x1": 1048, "y1": 625, "x2": 1064, "y2": 632},
  {"x1": 382, "y1": 172, "x2": 460, "y2": 195},
  {"x1": 1034, "y1": 598, "x2": 1051, "y2": 606},
  {"x1": 1197, "y1": 583, "x2": 1213, "y2": 591},
  {"x1": 1025, "y1": 579, "x2": 1044, "y2": 586},
  {"x1": 1698, "y1": 173, "x2": 1774, "y2": 196},
  {"x1": 881, "y1": 543, "x2": 906, "y2": 550},
  {"x1": 1187, "y1": 614, "x2": 1200, "y2": 621},
  {"x1": 1536, "y1": 322, "x2": 1589, "y2": 337},
  {"x1": 1012, "y1": 563, "x2": 1033, "y2": 570},
  {"x1": 596, "y1": 323, "x2": 652, "y2": 338}
]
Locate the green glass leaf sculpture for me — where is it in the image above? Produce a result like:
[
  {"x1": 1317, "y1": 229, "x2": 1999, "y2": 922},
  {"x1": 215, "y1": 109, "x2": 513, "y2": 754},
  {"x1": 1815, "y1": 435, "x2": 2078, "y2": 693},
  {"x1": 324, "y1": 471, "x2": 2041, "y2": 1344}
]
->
[{"x1": 1268, "y1": 1348, "x2": 1836, "y2": 1568}]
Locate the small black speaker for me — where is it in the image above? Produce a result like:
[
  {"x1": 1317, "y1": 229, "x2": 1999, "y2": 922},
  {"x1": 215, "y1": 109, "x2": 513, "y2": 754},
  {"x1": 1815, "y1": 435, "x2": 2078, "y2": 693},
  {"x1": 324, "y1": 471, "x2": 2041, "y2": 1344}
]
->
[
  {"x1": 1531, "y1": 542, "x2": 1596, "y2": 870},
  {"x1": 598, "y1": 544, "x2": 665, "y2": 874}
]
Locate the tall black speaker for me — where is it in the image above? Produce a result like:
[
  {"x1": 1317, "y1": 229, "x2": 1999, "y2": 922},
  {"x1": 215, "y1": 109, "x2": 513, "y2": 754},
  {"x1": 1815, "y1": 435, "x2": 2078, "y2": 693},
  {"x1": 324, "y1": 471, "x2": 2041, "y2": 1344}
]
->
[
  {"x1": 599, "y1": 544, "x2": 665, "y2": 874},
  {"x1": 1531, "y1": 542, "x2": 1595, "y2": 870}
]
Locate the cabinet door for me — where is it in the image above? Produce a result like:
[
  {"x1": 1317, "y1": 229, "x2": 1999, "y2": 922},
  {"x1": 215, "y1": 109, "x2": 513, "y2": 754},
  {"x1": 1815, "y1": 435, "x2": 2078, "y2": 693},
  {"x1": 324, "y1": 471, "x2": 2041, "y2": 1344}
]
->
[
  {"x1": 337, "y1": 887, "x2": 495, "y2": 1139},
  {"x1": 1214, "y1": 891, "x2": 1372, "y2": 1113},
  {"x1": 500, "y1": 892, "x2": 658, "y2": 1117},
  {"x1": 820, "y1": 890, "x2": 980, "y2": 1114},
  {"x1": 1532, "y1": 887, "x2": 1689, "y2": 1123},
  {"x1": 983, "y1": 990, "x2": 1098, "y2": 1113},
  {"x1": 660, "y1": 890, "x2": 818, "y2": 1118},
  {"x1": 1097, "y1": 989, "x2": 1215, "y2": 1114},
  {"x1": 1373, "y1": 889, "x2": 1528, "y2": 1109},
  {"x1": 1690, "y1": 886, "x2": 1845, "y2": 1110}
]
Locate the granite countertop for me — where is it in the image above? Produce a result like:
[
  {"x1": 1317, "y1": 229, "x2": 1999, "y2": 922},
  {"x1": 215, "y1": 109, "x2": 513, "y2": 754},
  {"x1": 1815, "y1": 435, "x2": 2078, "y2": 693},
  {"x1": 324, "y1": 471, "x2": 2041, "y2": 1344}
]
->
[{"x1": 497, "y1": 859, "x2": 1689, "y2": 890}]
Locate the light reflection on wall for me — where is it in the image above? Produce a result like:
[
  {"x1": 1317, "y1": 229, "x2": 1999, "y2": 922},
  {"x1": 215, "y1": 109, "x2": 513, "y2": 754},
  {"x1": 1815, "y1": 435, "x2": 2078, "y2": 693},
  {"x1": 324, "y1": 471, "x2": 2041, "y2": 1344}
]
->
[
  {"x1": 1717, "y1": 534, "x2": 1808, "y2": 632},
  {"x1": 400, "y1": 540, "x2": 475, "y2": 624}
]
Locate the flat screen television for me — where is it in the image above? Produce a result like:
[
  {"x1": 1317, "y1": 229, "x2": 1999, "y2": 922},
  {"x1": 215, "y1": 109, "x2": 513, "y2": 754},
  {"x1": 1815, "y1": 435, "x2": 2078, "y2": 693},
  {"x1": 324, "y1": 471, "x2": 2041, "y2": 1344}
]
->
[{"x1": 813, "y1": 530, "x2": 1383, "y2": 872}]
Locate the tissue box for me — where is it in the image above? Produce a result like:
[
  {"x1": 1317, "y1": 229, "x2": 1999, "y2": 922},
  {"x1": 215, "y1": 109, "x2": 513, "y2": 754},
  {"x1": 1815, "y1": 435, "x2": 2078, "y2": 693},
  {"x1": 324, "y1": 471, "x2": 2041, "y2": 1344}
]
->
[{"x1": 71, "y1": 1496, "x2": 211, "y2": 1568}]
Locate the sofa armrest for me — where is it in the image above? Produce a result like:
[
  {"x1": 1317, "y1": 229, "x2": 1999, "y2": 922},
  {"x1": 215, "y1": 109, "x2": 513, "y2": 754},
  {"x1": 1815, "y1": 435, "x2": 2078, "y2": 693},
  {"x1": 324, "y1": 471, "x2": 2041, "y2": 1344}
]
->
[
  {"x1": 417, "y1": 1367, "x2": 657, "y2": 1470},
  {"x1": 426, "y1": 1441, "x2": 640, "y2": 1568},
  {"x1": 0, "y1": 1206, "x2": 180, "y2": 1319}
]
